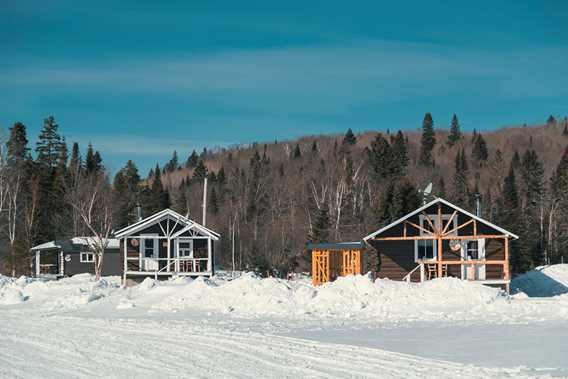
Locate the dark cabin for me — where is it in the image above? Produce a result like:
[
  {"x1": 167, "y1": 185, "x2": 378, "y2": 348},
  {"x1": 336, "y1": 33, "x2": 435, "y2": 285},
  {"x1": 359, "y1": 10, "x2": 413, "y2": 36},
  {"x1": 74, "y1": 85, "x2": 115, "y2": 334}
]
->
[
  {"x1": 114, "y1": 209, "x2": 220, "y2": 284},
  {"x1": 363, "y1": 197, "x2": 518, "y2": 290},
  {"x1": 30, "y1": 238, "x2": 121, "y2": 278}
]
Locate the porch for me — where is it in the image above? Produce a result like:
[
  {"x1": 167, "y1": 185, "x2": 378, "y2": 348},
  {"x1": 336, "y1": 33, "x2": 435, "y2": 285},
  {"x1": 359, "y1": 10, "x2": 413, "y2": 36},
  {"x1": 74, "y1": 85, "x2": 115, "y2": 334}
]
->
[
  {"x1": 32, "y1": 248, "x2": 64, "y2": 278},
  {"x1": 122, "y1": 236, "x2": 214, "y2": 280}
]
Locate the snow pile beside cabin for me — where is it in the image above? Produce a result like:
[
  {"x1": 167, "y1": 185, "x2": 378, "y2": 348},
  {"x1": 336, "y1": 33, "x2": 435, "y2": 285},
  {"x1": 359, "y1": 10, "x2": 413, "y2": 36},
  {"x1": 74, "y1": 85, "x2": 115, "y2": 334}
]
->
[
  {"x1": 511, "y1": 264, "x2": 568, "y2": 297},
  {"x1": 0, "y1": 273, "x2": 121, "y2": 309},
  {"x1": 150, "y1": 274, "x2": 505, "y2": 322}
]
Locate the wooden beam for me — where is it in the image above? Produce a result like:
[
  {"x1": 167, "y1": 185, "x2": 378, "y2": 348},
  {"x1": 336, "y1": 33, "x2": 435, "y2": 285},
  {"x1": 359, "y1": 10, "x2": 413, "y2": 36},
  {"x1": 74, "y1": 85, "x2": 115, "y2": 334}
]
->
[
  {"x1": 421, "y1": 212, "x2": 437, "y2": 235},
  {"x1": 373, "y1": 234, "x2": 507, "y2": 241},
  {"x1": 441, "y1": 210, "x2": 458, "y2": 235},
  {"x1": 405, "y1": 220, "x2": 434, "y2": 236},
  {"x1": 439, "y1": 260, "x2": 508, "y2": 265},
  {"x1": 504, "y1": 237, "x2": 510, "y2": 281},
  {"x1": 443, "y1": 219, "x2": 474, "y2": 237},
  {"x1": 473, "y1": 219, "x2": 477, "y2": 236}
]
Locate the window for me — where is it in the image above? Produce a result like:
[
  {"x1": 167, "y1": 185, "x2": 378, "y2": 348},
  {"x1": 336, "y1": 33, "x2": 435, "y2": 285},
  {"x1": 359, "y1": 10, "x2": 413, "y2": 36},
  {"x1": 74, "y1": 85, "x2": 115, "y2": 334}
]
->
[
  {"x1": 417, "y1": 240, "x2": 436, "y2": 260},
  {"x1": 414, "y1": 213, "x2": 458, "y2": 262},
  {"x1": 143, "y1": 238, "x2": 155, "y2": 258},
  {"x1": 178, "y1": 241, "x2": 192, "y2": 257},
  {"x1": 466, "y1": 241, "x2": 479, "y2": 260},
  {"x1": 80, "y1": 252, "x2": 94, "y2": 263}
]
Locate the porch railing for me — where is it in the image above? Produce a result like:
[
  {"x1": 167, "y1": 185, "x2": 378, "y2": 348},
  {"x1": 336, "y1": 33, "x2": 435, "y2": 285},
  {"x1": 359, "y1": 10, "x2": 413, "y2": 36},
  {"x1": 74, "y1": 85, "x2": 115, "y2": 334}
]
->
[{"x1": 127, "y1": 257, "x2": 210, "y2": 274}]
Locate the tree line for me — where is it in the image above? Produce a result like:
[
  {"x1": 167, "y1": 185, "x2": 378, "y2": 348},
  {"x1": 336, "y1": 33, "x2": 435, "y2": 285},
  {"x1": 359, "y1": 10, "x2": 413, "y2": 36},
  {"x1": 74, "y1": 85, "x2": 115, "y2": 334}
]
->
[{"x1": 1, "y1": 113, "x2": 568, "y2": 278}]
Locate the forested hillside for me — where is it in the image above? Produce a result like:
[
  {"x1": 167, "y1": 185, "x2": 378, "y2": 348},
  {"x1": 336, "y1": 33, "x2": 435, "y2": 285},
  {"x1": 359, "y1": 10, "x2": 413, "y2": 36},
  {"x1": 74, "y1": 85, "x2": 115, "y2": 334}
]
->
[{"x1": 2, "y1": 113, "x2": 568, "y2": 277}]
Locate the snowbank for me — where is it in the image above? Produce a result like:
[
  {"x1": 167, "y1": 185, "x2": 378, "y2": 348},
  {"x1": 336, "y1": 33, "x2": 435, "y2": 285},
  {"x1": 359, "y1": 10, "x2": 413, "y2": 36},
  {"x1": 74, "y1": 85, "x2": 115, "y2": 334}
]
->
[
  {"x1": 0, "y1": 273, "x2": 120, "y2": 309},
  {"x1": 511, "y1": 264, "x2": 568, "y2": 297},
  {"x1": 148, "y1": 273, "x2": 505, "y2": 322}
]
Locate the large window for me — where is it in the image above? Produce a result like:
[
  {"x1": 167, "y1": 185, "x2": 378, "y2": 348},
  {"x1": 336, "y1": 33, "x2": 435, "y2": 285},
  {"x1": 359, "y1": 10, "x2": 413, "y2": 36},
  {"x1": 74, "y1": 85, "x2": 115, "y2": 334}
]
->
[
  {"x1": 414, "y1": 213, "x2": 458, "y2": 262},
  {"x1": 178, "y1": 241, "x2": 192, "y2": 257},
  {"x1": 80, "y1": 252, "x2": 94, "y2": 263}
]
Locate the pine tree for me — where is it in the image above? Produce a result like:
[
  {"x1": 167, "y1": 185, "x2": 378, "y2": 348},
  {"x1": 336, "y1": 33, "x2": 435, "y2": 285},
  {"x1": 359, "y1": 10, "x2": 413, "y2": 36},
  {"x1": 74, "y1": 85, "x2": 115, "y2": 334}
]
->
[
  {"x1": 166, "y1": 151, "x2": 179, "y2": 172},
  {"x1": 69, "y1": 142, "x2": 81, "y2": 180},
  {"x1": 217, "y1": 166, "x2": 226, "y2": 185},
  {"x1": 311, "y1": 140, "x2": 318, "y2": 155},
  {"x1": 113, "y1": 160, "x2": 141, "y2": 226},
  {"x1": 438, "y1": 177, "x2": 446, "y2": 198},
  {"x1": 342, "y1": 128, "x2": 357, "y2": 146},
  {"x1": 447, "y1": 114, "x2": 461, "y2": 147},
  {"x1": 452, "y1": 149, "x2": 470, "y2": 207},
  {"x1": 309, "y1": 206, "x2": 331, "y2": 243},
  {"x1": 419, "y1": 112, "x2": 436, "y2": 166},
  {"x1": 511, "y1": 150, "x2": 521, "y2": 169},
  {"x1": 36, "y1": 116, "x2": 63, "y2": 168},
  {"x1": 293, "y1": 144, "x2": 302, "y2": 159},
  {"x1": 7, "y1": 122, "x2": 29, "y2": 164},
  {"x1": 391, "y1": 130, "x2": 409, "y2": 176},
  {"x1": 547, "y1": 115, "x2": 557, "y2": 126},
  {"x1": 471, "y1": 132, "x2": 489, "y2": 164},
  {"x1": 186, "y1": 150, "x2": 199, "y2": 168},
  {"x1": 192, "y1": 159, "x2": 208, "y2": 179},
  {"x1": 564, "y1": 124, "x2": 568, "y2": 136},
  {"x1": 368, "y1": 133, "x2": 394, "y2": 182},
  {"x1": 85, "y1": 143, "x2": 97, "y2": 174}
]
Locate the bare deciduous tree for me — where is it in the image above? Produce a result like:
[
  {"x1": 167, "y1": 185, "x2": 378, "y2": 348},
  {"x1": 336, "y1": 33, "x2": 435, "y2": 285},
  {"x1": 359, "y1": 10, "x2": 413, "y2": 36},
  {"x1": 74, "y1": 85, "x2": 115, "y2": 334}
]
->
[{"x1": 67, "y1": 172, "x2": 114, "y2": 280}]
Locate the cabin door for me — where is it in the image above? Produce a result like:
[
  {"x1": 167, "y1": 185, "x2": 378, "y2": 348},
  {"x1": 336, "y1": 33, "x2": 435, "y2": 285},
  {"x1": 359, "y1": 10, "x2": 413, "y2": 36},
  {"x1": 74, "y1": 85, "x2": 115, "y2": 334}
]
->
[
  {"x1": 140, "y1": 236, "x2": 159, "y2": 271},
  {"x1": 461, "y1": 239, "x2": 485, "y2": 280}
]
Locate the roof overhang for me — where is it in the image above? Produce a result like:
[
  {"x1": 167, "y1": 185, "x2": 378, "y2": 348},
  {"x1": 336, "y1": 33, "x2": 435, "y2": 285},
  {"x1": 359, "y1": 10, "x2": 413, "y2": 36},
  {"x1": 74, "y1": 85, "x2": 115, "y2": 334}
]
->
[
  {"x1": 363, "y1": 197, "x2": 519, "y2": 241},
  {"x1": 114, "y1": 208, "x2": 220, "y2": 240}
]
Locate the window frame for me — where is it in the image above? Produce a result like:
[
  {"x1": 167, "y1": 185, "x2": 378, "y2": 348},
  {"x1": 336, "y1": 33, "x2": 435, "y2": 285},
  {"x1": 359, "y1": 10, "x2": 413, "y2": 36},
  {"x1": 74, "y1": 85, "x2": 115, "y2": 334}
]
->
[
  {"x1": 414, "y1": 214, "x2": 458, "y2": 262},
  {"x1": 80, "y1": 252, "x2": 94, "y2": 263}
]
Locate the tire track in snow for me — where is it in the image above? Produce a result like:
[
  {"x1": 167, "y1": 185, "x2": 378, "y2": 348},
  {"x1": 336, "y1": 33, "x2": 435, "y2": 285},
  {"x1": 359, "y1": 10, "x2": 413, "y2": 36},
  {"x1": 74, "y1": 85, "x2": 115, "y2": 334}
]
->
[{"x1": 0, "y1": 313, "x2": 541, "y2": 379}]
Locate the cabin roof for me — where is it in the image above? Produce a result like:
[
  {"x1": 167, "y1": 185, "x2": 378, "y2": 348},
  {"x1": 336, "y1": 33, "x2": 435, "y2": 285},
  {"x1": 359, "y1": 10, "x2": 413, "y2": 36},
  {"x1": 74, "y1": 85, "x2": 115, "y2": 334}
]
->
[
  {"x1": 113, "y1": 208, "x2": 220, "y2": 240},
  {"x1": 306, "y1": 242, "x2": 364, "y2": 250},
  {"x1": 31, "y1": 237, "x2": 120, "y2": 252},
  {"x1": 363, "y1": 197, "x2": 519, "y2": 241}
]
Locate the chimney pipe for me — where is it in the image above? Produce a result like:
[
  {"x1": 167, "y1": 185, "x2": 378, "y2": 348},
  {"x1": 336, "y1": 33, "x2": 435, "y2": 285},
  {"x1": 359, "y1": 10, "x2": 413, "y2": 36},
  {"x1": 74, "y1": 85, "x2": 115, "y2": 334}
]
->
[
  {"x1": 136, "y1": 205, "x2": 142, "y2": 221},
  {"x1": 475, "y1": 194, "x2": 481, "y2": 217}
]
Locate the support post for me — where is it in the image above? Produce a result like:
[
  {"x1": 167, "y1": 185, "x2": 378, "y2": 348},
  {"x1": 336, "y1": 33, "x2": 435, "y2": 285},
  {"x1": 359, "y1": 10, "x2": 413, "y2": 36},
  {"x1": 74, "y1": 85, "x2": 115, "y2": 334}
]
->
[
  {"x1": 207, "y1": 237, "x2": 212, "y2": 274},
  {"x1": 437, "y1": 204, "x2": 443, "y2": 278},
  {"x1": 122, "y1": 239, "x2": 127, "y2": 285},
  {"x1": 504, "y1": 237, "x2": 510, "y2": 281},
  {"x1": 35, "y1": 251, "x2": 40, "y2": 277},
  {"x1": 167, "y1": 237, "x2": 171, "y2": 273},
  {"x1": 59, "y1": 251, "x2": 64, "y2": 276}
]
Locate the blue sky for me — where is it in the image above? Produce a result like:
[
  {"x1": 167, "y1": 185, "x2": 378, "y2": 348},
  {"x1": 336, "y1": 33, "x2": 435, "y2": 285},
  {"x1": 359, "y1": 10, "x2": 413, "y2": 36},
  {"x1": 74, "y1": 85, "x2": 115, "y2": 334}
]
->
[{"x1": 1, "y1": 1, "x2": 567, "y2": 174}]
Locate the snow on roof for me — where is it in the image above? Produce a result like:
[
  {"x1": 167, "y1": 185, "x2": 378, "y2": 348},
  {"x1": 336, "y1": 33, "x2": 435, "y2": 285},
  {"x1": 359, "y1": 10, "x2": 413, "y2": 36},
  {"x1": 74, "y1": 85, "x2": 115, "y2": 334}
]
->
[
  {"x1": 31, "y1": 237, "x2": 120, "y2": 252},
  {"x1": 363, "y1": 197, "x2": 519, "y2": 241}
]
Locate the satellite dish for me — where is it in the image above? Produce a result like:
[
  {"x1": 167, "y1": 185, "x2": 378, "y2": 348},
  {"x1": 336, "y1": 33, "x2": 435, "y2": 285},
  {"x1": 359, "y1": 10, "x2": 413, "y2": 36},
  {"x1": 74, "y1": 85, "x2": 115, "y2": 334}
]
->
[{"x1": 423, "y1": 183, "x2": 433, "y2": 196}]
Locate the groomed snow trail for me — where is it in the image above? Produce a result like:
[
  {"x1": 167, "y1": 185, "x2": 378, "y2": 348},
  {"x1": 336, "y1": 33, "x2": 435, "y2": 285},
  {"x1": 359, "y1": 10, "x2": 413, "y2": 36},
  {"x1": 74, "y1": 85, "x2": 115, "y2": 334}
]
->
[{"x1": 0, "y1": 313, "x2": 531, "y2": 379}]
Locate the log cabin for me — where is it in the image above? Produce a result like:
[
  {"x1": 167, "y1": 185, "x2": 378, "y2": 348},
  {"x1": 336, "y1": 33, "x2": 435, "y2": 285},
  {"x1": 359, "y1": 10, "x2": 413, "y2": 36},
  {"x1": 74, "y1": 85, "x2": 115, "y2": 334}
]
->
[
  {"x1": 30, "y1": 237, "x2": 121, "y2": 278},
  {"x1": 114, "y1": 209, "x2": 220, "y2": 284},
  {"x1": 363, "y1": 197, "x2": 518, "y2": 291}
]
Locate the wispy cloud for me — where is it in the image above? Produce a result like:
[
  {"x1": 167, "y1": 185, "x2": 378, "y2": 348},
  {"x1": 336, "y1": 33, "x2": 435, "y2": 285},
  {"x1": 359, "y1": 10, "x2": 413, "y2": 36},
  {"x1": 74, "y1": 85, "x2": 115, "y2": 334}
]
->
[{"x1": 4, "y1": 41, "x2": 567, "y2": 116}]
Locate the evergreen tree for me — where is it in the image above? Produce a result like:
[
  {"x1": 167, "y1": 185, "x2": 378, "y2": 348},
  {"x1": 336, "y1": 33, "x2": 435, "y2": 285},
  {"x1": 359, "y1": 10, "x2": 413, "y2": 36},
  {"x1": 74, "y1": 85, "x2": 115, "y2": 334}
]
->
[
  {"x1": 511, "y1": 150, "x2": 521, "y2": 169},
  {"x1": 308, "y1": 206, "x2": 331, "y2": 243},
  {"x1": 217, "y1": 166, "x2": 226, "y2": 185},
  {"x1": 419, "y1": 112, "x2": 436, "y2": 166},
  {"x1": 391, "y1": 130, "x2": 409, "y2": 176},
  {"x1": 447, "y1": 114, "x2": 461, "y2": 147},
  {"x1": 368, "y1": 133, "x2": 394, "y2": 182},
  {"x1": 563, "y1": 124, "x2": 568, "y2": 136},
  {"x1": 165, "y1": 151, "x2": 179, "y2": 172},
  {"x1": 452, "y1": 149, "x2": 470, "y2": 207},
  {"x1": 547, "y1": 115, "x2": 557, "y2": 126},
  {"x1": 85, "y1": 143, "x2": 97, "y2": 174},
  {"x1": 7, "y1": 122, "x2": 29, "y2": 164},
  {"x1": 342, "y1": 128, "x2": 357, "y2": 146},
  {"x1": 186, "y1": 150, "x2": 199, "y2": 168},
  {"x1": 438, "y1": 177, "x2": 446, "y2": 198},
  {"x1": 69, "y1": 142, "x2": 81, "y2": 180},
  {"x1": 471, "y1": 132, "x2": 489, "y2": 163},
  {"x1": 113, "y1": 160, "x2": 141, "y2": 226},
  {"x1": 311, "y1": 140, "x2": 318, "y2": 155},
  {"x1": 36, "y1": 116, "x2": 63, "y2": 168},
  {"x1": 293, "y1": 144, "x2": 302, "y2": 159},
  {"x1": 192, "y1": 159, "x2": 208, "y2": 179}
]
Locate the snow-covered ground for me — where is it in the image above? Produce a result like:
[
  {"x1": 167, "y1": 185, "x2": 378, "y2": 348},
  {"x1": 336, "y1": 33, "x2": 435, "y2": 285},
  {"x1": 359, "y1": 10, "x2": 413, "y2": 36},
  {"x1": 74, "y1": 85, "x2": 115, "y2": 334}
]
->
[{"x1": 1, "y1": 266, "x2": 568, "y2": 378}]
